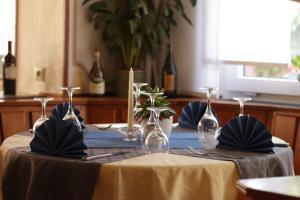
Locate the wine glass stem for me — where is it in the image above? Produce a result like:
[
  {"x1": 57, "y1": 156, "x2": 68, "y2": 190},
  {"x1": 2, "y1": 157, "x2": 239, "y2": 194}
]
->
[
  {"x1": 41, "y1": 101, "x2": 46, "y2": 118},
  {"x1": 154, "y1": 110, "x2": 161, "y2": 129},
  {"x1": 148, "y1": 96, "x2": 155, "y2": 122},
  {"x1": 135, "y1": 93, "x2": 140, "y2": 106},
  {"x1": 67, "y1": 90, "x2": 74, "y2": 114},
  {"x1": 240, "y1": 103, "x2": 244, "y2": 116},
  {"x1": 206, "y1": 90, "x2": 213, "y2": 115}
]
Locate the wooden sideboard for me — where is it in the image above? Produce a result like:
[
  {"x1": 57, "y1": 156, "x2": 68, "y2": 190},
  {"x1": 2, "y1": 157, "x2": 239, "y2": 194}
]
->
[{"x1": 0, "y1": 96, "x2": 300, "y2": 174}]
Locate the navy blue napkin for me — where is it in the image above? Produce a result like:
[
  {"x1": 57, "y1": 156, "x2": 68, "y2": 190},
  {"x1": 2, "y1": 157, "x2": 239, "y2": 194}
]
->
[
  {"x1": 30, "y1": 119, "x2": 87, "y2": 158},
  {"x1": 216, "y1": 115, "x2": 274, "y2": 153},
  {"x1": 50, "y1": 102, "x2": 85, "y2": 129},
  {"x1": 178, "y1": 101, "x2": 219, "y2": 129}
]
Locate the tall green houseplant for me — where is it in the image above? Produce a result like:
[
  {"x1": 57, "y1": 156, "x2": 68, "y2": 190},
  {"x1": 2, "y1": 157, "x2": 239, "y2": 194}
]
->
[{"x1": 83, "y1": 0, "x2": 196, "y2": 69}]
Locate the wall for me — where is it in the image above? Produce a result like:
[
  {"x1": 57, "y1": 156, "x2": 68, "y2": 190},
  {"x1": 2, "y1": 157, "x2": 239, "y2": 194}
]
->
[
  {"x1": 16, "y1": 0, "x2": 66, "y2": 95},
  {"x1": 170, "y1": 0, "x2": 219, "y2": 96}
]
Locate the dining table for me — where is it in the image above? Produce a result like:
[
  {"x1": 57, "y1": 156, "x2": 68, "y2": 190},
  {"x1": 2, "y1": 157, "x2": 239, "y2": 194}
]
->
[{"x1": 0, "y1": 124, "x2": 295, "y2": 200}]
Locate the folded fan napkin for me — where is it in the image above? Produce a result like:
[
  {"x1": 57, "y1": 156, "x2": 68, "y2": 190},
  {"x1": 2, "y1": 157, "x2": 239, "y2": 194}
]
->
[
  {"x1": 30, "y1": 119, "x2": 87, "y2": 158},
  {"x1": 178, "y1": 101, "x2": 219, "y2": 129},
  {"x1": 50, "y1": 102, "x2": 85, "y2": 129},
  {"x1": 216, "y1": 115, "x2": 274, "y2": 153}
]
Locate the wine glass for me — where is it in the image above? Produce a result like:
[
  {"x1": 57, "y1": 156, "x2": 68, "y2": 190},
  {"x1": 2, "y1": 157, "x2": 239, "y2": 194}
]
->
[
  {"x1": 61, "y1": 87, "x2": 82, "y2": 132},
  {"x1": 233, "y1": 97, "x2": 252, "y2": 116},
  {"x1": 133, "y1": 82, "x2": 148, "y2": 114},
  {"x1": 118, "y1": 125, "x2": 142, "y2": 142},
  {"x1": 140, "y1": 91, "x2": 164, "y2": 143},
  {"x1": 197, "y1": 87, "x2": 219, "y2": 148},
  {"x1": 145, "y1": 107, "x2": 169, "y2": 154},
  {"x1": 33, "y1": 97, "x2": 53, "y2": 133}
]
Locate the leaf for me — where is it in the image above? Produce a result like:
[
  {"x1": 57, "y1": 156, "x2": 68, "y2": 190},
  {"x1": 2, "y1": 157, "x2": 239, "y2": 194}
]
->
[
  {"x1": 175, "y1": 0, "x2": 184, "y2": 12},
  {"x1": 189, "y1": 0, "x2": 197, "y2": 7},
  {"x1": 164, "y1": 8, "x2": 170, "y2": 17},
  {"x1": 88, "y1": 1, "x2": 107, "y2": 13},
  {"x1": 107, "y1": 0, "x2": 116, "y2": 12},
  {"x1": 82, "y1": 0, "x2": 91, "y2": 6},
  {"x1": 182, "y1": 12, "x2": 193, "y2": 26},
  {"x1": 140, "y1": 1, "x2": 149, "y2": 15},
  {"x1": 129, "y1": 19, "x2": 139, "y2": 34}
]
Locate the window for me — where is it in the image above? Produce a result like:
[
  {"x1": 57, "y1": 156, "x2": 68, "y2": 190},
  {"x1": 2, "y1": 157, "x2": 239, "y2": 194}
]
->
[
  {"x1": 0, "y1": 0, "x2": 16, "y2": 78},
  {"x1": 219, "y1": 0, "x2": 300, "y2": 97}
]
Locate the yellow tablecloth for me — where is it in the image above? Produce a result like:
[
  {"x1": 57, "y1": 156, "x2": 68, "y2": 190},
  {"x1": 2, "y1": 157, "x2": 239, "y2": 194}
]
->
[{"x1": 0, "y1": 134, "x2": 239, "y2": 200}]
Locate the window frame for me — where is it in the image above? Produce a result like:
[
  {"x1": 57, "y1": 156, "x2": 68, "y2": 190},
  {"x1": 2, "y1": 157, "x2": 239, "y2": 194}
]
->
[{"x1": 221, "y1": 61, "x2": 300, "y2": 96}]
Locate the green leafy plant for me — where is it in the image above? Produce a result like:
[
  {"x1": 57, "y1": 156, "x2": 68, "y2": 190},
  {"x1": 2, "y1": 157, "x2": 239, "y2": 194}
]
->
[
  {"x1": 82, "y1": 0, "x2": 197, "y2": 68},
  {"x1": 292, "y1": 55, "x2": 300, "y2": 69},
  {"x1": 291, "y1": 55, "x2": 300, "y2": 82},
  {"x1": 134, "y1": 86, "x2": 176, "y2": 122}
]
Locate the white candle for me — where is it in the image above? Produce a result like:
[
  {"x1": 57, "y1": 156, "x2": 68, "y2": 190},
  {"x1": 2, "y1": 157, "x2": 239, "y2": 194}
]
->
[{"x1": 127, "y1": 68, "x2": 134, "y2": 129}]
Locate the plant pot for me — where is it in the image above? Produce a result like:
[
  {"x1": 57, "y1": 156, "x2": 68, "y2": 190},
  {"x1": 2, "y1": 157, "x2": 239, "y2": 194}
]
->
[
  {"x1": 159, "y1": 116, "x2": 173, "y2": 138},
  {"x1": 116, "y1": 69, "x2": 146, "y2": 97}
]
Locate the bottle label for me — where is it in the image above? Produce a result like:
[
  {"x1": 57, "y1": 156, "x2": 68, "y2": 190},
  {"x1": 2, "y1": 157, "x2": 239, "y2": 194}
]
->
[
  {"x1": 10, "y1": 66, "x2": 17, "y2": 79},
  {"x1": 5, "y1": 65, "x2": 17, "y2": 80},
  {"x1": 164, "y1": 74, "x2": 175, "y2": 91},
  {"x1": 89, "y1": 81, "x2": 105, "y2": 95}
]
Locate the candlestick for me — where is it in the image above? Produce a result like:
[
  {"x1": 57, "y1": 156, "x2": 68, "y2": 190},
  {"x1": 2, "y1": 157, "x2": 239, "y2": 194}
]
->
[{"x1": 127, "y1": 68, "x2": 134, "y2": 129}]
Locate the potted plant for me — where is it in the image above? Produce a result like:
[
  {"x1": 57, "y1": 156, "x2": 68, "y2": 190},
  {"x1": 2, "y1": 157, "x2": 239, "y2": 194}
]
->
[
  {"x1": 82, "y1": 0, "x2": 197, "y2": 96},
  {"x1": 292, "y1": 55, "x2": 300, "y2": 82},
  {"x1": 135, "y1": 86, "x2": 176, "y2": 137}
]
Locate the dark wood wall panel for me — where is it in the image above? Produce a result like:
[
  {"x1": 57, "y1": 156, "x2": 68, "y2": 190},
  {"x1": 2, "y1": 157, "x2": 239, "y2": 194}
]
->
[
  {"x1": 272, "y1": 112, "x2": 298, "y2": 148},
  {"x1": 294, "y1": 123, "x2": 300, "y2": 175},
  {"x1": 1, "y1": 112, "x2": 30, "y2": 139},
  {"x1": 90, "y1": 108, "x2": 118, "y2": 123}
]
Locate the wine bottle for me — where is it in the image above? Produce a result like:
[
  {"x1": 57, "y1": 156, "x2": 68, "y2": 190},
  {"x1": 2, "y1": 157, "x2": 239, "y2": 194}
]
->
[
  {"x1": 88, "y1": 51, "x2": 105, "y2": 95},
  {"x1": 3, "y1": 41, "x2": 16, "y2": 95},
  {"x1": 162, "y1": 43, "x2": 177, "y2": 98}
]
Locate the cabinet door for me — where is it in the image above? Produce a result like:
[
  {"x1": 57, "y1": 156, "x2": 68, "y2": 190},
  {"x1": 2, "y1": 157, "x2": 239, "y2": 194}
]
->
[
  {"x1": 272, "y1": 112, "x2": 297, "y2": 148},
  {"x1": 31, "y1": 111, "x2": 52, "y2": 126},
  {"x1": 90, "y1": 108, "x2": 118, "y2": 123},
  {"x1": 294, "y1": 123, "x2": 300, "y2": 175},
  {"x1": 215, "y1": 109, "x2": 237, "y2": 127},
  {"x1": 1, "y1": 112, "x2": 30, "y2": 139}
]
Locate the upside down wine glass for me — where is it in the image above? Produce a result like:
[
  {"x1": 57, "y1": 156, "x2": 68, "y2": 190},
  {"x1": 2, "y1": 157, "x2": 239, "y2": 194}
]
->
[
  {"x1": 233, "y1": 97, "x2": 252, "y2": 116},
  {"x1": 197, "y1": 87, "x2": 219, "y2": 147},
  {"x1": 141, "y1": 91, "x2": 164, "y2": 142},
  {"x1": 61, "y1": 87, "x2": 82, "y2": 132},
  {"x1": 145, "y1": 107, "x2": 169, "y2": 154},
  {"x1": 33, "y1": 97, "x2": 53, "y2": 133},
  {"x1": 133, "y1": 82, "x2": 148, "y2": 114}
]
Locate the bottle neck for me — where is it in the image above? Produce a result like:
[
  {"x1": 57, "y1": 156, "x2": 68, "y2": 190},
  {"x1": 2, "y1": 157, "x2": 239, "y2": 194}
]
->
[
  {"x1": 94, "y1": 56, "x2": 101, "y2": 68},
  {"x1": 167, "y1": 43, "x2": 172, "y2": 54},
  {"x1": 8, "y1": 41, "x2": 12, "y2": 54}
]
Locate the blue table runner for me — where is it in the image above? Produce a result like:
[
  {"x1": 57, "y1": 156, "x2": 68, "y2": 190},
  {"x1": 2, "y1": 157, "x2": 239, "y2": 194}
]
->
[{"x1": 84, "y1": 130, "x2": 202, "y2": 149}]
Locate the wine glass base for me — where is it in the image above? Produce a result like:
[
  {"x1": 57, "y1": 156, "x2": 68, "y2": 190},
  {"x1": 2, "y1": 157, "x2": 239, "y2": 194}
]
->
[{"x1": 119, "y1": 127, "x2": 141, "y2": 142}]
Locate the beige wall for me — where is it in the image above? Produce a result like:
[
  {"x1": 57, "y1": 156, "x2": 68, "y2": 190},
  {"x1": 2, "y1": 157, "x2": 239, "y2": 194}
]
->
[{"x1": 16, "y1": 0, "x2": 66, "y2": 95}]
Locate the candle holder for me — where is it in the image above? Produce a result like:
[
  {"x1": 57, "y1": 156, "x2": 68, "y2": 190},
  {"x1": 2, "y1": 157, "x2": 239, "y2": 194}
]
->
[{"x1": 118, "y1": 125, "x2": 142, "y2": 142}]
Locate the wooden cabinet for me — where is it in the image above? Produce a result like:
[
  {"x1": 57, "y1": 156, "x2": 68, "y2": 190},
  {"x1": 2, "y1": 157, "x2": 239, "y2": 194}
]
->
[
  {"x1": 1, "y1": 111, "x2": 30, "y2": 140},
  {"x1": 271, "y1": 111, "x2": 300, "y2": 174},
  {"x1": 0, "y1": 97, "x2": 300, "y2": 174}
]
